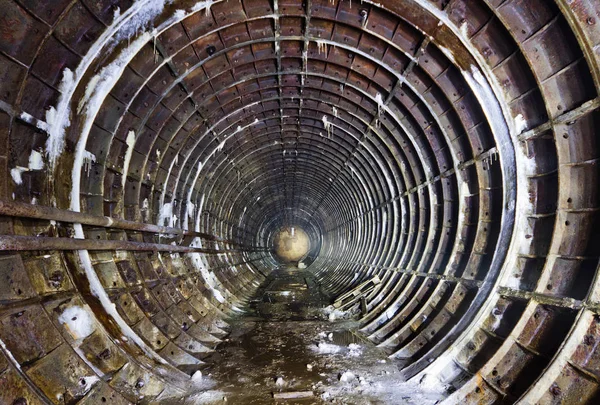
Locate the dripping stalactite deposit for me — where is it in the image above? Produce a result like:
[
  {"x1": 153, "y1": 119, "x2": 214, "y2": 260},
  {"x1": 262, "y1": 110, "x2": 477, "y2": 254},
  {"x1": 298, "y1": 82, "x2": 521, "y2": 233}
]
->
[{"x1": 0, "y1": 0, "x2": 600, "y2": 403}]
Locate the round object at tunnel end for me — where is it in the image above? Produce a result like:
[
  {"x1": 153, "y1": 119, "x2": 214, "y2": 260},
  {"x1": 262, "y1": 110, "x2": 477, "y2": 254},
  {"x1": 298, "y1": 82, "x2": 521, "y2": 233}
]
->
[{"x1": 273, "y1": 226, "x2": 310, "y2": 263}]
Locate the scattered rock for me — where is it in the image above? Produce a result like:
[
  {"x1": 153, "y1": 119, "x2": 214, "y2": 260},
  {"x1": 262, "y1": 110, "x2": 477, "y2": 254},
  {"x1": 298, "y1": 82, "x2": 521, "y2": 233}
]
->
[
  {"x1": 191, "y1": 371, "x2": 203, "y2": 382},
  {"x1": 339, "y1": 371, "x2": 356, "y2": 383}
]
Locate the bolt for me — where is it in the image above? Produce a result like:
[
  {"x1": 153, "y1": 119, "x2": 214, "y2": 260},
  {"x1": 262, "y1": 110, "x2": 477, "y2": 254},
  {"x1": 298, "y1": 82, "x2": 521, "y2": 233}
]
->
[
  {"x1": 13, "y1": 399, "x2": 28, "y2": 405},
  {"x1": 549, "y1": 383, "x2": 562, "y2": 397},
  {"x1": 584, "y1": 334, "x2": 595, "y2": 345},
  {"x1": 48, "y1": 271, "x2": 63, "y2": 286},
  {"x1": 135, "y1": 379, "x2": 145, "y2": 389},
  {"x1": 97, "y1": 348, "x2": 112, "y2": 360},
  {"x1": 587, "y1": 17, "x2": 595, "y2": 25}
]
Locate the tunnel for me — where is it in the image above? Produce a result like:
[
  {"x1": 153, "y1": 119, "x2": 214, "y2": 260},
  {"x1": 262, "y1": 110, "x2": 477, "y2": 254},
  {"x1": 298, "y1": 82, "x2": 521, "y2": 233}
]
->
[{"x1": 0, "y1": 0, "x2": 600, "y2": 403}]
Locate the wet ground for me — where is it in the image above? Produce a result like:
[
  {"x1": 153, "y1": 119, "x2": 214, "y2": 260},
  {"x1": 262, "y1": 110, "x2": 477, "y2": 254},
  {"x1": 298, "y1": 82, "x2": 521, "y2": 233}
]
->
[{"x1": 160, "y1": 266, "x2": 445, "y2": 405}]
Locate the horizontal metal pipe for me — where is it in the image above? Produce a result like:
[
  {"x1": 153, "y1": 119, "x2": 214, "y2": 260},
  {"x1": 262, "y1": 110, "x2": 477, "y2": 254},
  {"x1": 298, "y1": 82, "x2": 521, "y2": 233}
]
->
[
  {"x1": 0, "y1": 200, "x2": 258, "y2": 248},
  {"x1": 0, "y1": 235, "x2": 266, "y2": 253}
]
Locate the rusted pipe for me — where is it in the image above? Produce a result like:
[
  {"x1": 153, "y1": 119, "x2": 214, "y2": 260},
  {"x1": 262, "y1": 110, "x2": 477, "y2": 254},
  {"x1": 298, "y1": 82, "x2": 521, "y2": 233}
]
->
[
  {"x1": 0, "y1": 235, "x2": 266, "y2": 253},
  {"x1": 0, "y1": 200, "x2": 255, "y2": 247}
]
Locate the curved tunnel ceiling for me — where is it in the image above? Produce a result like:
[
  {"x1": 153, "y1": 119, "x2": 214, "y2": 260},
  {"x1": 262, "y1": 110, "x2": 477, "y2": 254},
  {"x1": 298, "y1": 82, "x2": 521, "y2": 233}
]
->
[{"x1": 0, "y1": 0, "x2": 599, "y2": 403}]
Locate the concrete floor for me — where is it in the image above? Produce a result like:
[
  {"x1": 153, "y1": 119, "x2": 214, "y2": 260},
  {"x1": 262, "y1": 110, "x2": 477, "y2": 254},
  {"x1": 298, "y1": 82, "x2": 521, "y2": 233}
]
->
[{"x1": 160, "y1": 267, "x2": 445, "y2": 404}]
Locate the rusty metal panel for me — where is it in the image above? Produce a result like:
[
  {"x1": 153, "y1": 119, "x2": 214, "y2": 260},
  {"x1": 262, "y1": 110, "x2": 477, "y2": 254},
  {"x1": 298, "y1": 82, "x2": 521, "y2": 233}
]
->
[
  {"x1": 529, "y1": 173, "x2": 558, "y2": 215},
  {"x1": 522, "y1": 17, "x2": 581, "y2": 82},
  {"x1": 26, "y1": 344, "x2": 97, "y2": 404},
  {"x1": 113, "y1": 292, "x2": 146, "y2": 325},
  {"x1": 0, "y1": 255, "x2": 36, "y2": 300},
  {"x1": 54, "y1": 2, "x2": 105, "y2": 56},
  {"x1": 0, "y1": 367, "x2": 45, "y2": 405},
  {"x1": 557, "y1": 212, "x2": 596, "y2": 257},
  {"x1": 79, "y1": 330, "x2": 128, "y2": 374},
  {"x1": 22, "y1": 253, "x2": 73, "y2": 294},
  {"x1": 456, "y1": 328, "x2": 502, "y2": 373},
  {"x1": 483, "y1": 342, "x2": 544, "y2": 396},
  {"x1": 471, "y1": 18, "x2": 515, "y2": 68},
  {"x1": 0, "y1": 52, "x2": 26, "y2": 106},
  {"x1": 496, "y1": 0, "x2": 557, "y2": 42},
  {"x1": 132, "y1": 289, "x2": 161, "y2": 317},
  {"x1": 481, "y1": 298, "x2": 526, "y2": 337},
  {"x1": 158, "y1": 341, "x2": 202, "y2": 367},
  {"x1": 20, "y1": 76, "x2": 60, "y2": 121},
  {"x1": 93, "y1": 260, "x2": 127, "y2": 289},
  {"x1": 508, "y1": 89, "x2": 548, "y2": 131},
  {"x1": 0, "y1": 0, "x2": 49, "y2": 65},
  {"x1": 569, "y1": 0, "x2": 600, "y2": 45},
  {"x1": 536, "y1": 363, "x2": 599, "y2": 404},
  {"x1": 108, "y1": 362, "x2": 165, "y2": 401},
  {"x1": 542, "y1": 59, "x2": 596, "y2": 119},
  {"x1": 392, "y1": 333, "x2": 430, "y2": 360},
  {"x1": 173, "y1": 332, "x2": 213, "y2": 355},
  {"x1": 133, "y1": 317, "x2": 169, "y2": 350},
  {"x1": 446, "y1": 0, "x2": 492, "y2": 38},
  {"x1": 32, "y1": 36, "x2": 81, "y2": 88},
  {"x1": 571, "y1": 315, "x2": 600, "y2": 379},
  {"x1": 77, "y1": 381, "x2": 131, "y2": 405},
  {"x1": 462, "y1": 379, "x2": 501, "y2": 405},
  {"x1": 517, "y1": 305, "x2": 574, "y2": 356}
]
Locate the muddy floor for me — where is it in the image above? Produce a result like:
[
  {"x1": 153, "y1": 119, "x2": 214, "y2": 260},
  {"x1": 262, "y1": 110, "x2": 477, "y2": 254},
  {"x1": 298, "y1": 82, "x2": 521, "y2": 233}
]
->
[{"x1": 159, "y1": 267, "x2": 445, "y2": 404}]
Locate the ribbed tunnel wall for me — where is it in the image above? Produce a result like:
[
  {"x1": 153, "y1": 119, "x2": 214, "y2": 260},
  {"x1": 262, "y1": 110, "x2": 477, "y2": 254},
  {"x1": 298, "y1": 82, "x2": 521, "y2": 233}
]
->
[{"x1": 0, "y1": 0, "x2": 600, "y2": 403}]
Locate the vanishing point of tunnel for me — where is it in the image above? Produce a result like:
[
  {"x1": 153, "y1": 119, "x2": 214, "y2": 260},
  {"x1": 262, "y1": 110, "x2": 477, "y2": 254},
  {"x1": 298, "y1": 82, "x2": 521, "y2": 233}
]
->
[{"x1": 1, "y1": 0, "x2": 600, "y2": 404}]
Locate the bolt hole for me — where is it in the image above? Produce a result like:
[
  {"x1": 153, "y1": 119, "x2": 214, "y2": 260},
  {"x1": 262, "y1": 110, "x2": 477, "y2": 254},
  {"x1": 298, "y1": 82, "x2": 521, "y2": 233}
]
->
[{"x1": 565, "y1": 221, "x2": 570, "y2": 226}]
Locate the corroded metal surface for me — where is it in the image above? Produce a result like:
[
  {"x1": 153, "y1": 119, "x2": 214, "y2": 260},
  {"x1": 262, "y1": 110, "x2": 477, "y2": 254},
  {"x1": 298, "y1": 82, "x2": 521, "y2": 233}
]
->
[{"x1": 0, "y1": 0, "x2": 598, "y2": 403}]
